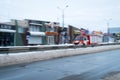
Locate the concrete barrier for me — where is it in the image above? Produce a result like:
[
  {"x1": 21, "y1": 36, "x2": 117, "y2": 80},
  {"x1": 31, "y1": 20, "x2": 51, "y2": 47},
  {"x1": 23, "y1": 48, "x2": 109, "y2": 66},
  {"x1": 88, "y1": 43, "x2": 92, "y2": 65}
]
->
[
  {"x1": 0, "y1": 43, "x2": 119, "y2": 54},
  {"x1": 0, "y1": 45, "x2": 120, "y2": 67},
  {"x1": 0, "y1": 44, "x2": 74, "y2": 54}
]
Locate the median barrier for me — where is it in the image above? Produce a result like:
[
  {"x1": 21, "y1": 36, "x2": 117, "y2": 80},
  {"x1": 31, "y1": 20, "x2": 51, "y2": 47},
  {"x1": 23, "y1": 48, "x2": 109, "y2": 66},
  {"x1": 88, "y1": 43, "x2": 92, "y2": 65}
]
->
[
  {"x1": 0, "y1": 44, "x2": 74, "y2": 54},
  {"x1": 0, "y1": 43, "x2": 120, "y2": 54},
  {"x1": 0, "y1": 44, "x2": 120, "y2": 67}
]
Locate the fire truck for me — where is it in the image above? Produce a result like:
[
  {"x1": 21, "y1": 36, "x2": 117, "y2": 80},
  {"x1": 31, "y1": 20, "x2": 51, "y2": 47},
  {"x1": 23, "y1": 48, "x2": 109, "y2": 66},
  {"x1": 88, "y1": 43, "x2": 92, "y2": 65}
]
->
[{"x1": 73, "y1": 34, "x2": 103, "y2": 46}]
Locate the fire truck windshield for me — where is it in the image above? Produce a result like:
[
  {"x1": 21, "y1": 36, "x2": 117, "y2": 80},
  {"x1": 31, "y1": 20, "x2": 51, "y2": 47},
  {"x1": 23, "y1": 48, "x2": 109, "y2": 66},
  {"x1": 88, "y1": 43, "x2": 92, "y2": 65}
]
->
[{"x1": 74, "y1": 37, "x2": 83, "y2": 41}]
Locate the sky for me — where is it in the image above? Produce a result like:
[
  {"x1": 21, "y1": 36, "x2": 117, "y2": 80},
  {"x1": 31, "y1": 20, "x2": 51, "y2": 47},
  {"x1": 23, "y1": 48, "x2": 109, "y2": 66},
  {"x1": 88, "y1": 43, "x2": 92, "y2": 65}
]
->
[{"x1": 0, "y1": 0, "x2": 120, "y2": 33}]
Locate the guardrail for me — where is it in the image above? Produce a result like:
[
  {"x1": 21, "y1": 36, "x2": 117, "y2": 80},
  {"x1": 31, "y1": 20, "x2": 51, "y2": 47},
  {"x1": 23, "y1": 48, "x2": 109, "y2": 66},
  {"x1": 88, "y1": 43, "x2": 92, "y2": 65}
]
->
[{"x1": 0, "y1": 43, "x2": 120, "y2": 54}]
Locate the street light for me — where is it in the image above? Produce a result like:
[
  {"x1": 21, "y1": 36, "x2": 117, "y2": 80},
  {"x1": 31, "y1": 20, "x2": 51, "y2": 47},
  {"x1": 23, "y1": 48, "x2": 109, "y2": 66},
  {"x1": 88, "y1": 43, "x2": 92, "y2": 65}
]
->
[
  {"x1": 107, "y1": 18, "x2": 112, "y2": 34},
  {"x1": 106, "y1": 18, "x2": 112, "y2": 43},
  {"x1": 57, "y1": 5, "x2": 68, "y2": 28},
  {"x1": 57, "y1": 5, "x2": 69, "y2": 44}
]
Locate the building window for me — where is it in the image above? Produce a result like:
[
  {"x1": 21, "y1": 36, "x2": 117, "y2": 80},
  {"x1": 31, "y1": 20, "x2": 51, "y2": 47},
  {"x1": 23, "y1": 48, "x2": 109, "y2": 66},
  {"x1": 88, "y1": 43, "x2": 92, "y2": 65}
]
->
[
  {"x1": 47, "y1": 27, "x2": 55, "y2": 32},
  {"x1": 29, "y1": 25, "x2": 42, "y2": 32},
  {"x1": 18, "y1": 27, "x2": 24, "y2": 33},
  {"x1": 48, "y1": 36, "x2": 54, "y2": 44},
  {"x1": 29, "y1": 20, "x2": 42, "y2": 24}
]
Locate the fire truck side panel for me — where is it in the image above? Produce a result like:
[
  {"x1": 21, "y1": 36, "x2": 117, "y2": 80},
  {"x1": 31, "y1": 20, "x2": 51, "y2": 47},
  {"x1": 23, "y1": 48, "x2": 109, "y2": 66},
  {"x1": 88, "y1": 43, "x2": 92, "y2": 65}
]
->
[{"x1": 89, "y1": 35, "x2": 103, "y2": 45}]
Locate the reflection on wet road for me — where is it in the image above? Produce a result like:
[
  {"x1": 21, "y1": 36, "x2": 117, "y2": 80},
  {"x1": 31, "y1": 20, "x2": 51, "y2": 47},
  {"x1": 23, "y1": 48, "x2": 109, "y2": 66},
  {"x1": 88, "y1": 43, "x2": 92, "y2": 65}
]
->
[{"x1": 0, "y1": 49, "x2": 120, "y2": 80}]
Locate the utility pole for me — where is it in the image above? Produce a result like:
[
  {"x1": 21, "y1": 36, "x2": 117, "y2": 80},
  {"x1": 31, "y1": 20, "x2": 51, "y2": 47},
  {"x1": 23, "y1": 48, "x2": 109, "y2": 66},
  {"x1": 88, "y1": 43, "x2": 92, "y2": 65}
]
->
[
  {"x1": 14, "y1": 20, "x2": 18, "y2": 46},
  {"x1": 107, "y1": 18, "x2": 112, "y2": 43},
  {"x1": 57, "y1": 5, "x2": 68, "y2": 28}
]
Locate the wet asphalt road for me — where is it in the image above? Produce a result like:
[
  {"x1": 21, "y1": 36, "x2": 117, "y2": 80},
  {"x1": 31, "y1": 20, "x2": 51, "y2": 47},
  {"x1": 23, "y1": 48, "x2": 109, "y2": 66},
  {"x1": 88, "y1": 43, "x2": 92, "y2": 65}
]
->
[{"x1": 0, "y1": 49, "x2": 120, "y2": 80}]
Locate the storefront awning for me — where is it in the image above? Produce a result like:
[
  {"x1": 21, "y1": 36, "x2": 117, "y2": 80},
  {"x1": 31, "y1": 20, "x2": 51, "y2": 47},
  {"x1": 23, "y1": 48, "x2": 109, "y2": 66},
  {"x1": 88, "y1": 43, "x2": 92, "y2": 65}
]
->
[
  {"x1": 29, "y1": 32, "x2": 45, "y2": 36},
  {"x1": 0, "y1": 29, "x2": 16, "y2": 33}
]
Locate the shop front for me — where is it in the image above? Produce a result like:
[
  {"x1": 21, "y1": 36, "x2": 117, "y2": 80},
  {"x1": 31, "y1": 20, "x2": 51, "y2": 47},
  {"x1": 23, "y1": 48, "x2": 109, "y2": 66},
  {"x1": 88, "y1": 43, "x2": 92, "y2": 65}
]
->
[
  {"x1": 0, "y1": 24, "x2": 16, "y2": 46},
  {"x1": 0, "y1": 32, "x2": 14, "y2": 46},
  {"x1": 45, "y1": 31, "x2": 58, "y2": 45},
  {"x1": 28, "y1": 32, "x2": 46, "y2": 45}
]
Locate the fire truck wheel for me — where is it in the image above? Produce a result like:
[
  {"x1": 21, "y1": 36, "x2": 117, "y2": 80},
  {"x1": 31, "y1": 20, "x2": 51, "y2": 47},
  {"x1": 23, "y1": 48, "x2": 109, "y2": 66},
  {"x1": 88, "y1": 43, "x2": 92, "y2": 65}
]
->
[{"x1": 82, "y1": 43, "x2": 86, "y2": 47}]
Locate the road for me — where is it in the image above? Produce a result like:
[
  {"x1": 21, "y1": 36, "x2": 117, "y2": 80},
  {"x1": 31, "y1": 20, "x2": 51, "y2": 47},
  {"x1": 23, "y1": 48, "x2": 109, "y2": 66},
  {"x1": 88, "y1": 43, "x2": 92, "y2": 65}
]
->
[{"x1": 0, "y1": 49, "x2": 120, "y2": 80}]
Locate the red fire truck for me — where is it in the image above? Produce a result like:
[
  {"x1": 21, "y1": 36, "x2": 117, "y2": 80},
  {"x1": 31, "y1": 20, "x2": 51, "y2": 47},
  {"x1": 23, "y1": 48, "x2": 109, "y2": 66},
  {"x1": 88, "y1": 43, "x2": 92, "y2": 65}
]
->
[{"x1": 73, "y1": 34, "x2": 103, "y2": 46}]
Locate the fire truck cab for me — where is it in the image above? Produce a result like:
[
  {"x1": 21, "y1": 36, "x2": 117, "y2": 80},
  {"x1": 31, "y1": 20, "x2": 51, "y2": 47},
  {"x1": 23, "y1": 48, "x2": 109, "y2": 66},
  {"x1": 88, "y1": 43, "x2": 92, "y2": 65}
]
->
[{"x1": 73, "y1": 35, "x2": 90, "y2": 46}]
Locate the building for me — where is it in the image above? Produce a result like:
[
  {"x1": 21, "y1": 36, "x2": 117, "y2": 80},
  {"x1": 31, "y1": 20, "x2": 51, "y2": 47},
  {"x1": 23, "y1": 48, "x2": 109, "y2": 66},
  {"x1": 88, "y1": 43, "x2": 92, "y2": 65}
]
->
[
  {"x1": 45, "y1": 22, "x2": 59, "y2": 45},
  {"x1": 24, "y1": 19, "x2": 46, "y2": 45},
  {"x1": 108, "y1": 27, "x2": 120, "y2": 33},
  {"x1": 0, "y1": 19, "x2": 27, "y2": 46},
  {"x1": 0, "y1": 19, "x2": 61, "y2": 46},
  {"x1": 108, "y1": 27, "x2": 120, "y2": 42},
  {"x1": 13, "y1": 19, "x2": 60, "y2": 45},
  {"x1": 103, "y1": 33, "x2": 109, "y2": 42}
]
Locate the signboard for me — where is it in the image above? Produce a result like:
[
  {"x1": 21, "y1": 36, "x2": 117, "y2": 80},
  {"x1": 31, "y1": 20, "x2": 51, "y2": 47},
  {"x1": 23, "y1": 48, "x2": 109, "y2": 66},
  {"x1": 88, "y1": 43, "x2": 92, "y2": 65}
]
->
[
  {"x1": 45, "y1": 31, "x2": 58, "y2": 36},
  {"x1": 0, "y1": 24, "x2": 15, "y2": 30},
  {"x1": 92, "y1": 31, "x2": 102, "y2": 35}
]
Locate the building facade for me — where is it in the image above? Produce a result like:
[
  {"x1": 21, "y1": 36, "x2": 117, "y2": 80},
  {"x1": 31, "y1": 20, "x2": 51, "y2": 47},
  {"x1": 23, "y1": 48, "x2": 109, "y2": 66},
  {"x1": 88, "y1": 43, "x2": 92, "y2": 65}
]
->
[
  {"x1": 16, "y1": 19, "x2": 60, "y2": 45},
  {"x1": 45, "y1": 22, "x2": 59, "y2": 45},
  {"x1": 24, "y1": 19, "x2": 46, "y2": 45},
  {"x1": 0, "y1": 19, "x2": 26, "y2": 46}
]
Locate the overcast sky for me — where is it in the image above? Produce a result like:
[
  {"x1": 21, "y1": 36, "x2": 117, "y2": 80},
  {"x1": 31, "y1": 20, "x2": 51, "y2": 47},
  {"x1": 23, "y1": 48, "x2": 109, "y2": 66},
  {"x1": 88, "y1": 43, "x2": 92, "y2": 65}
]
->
[{"x1": 0, "y1": 0, "x2": 120, "y2": 32}]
